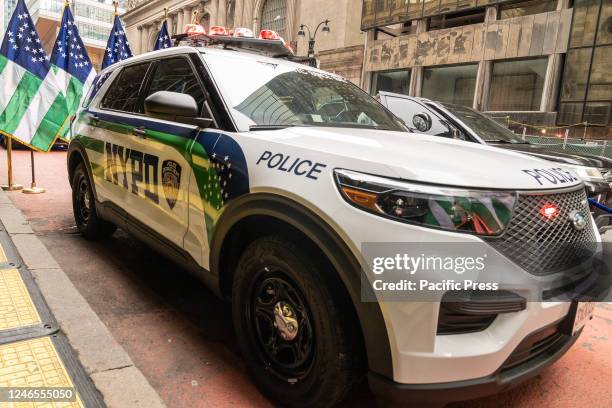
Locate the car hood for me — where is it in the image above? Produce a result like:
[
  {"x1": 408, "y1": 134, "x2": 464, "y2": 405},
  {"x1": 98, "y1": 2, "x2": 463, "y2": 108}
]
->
[
  {"x1": 491, "y1": 143, "x2": 612, "y2": 169},
  {"x1": 252, "y1": 127, "x2": 583, "y2": 190}
]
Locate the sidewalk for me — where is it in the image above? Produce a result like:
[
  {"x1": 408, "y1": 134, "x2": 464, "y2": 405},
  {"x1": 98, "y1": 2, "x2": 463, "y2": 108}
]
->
[{"x1": 0, "y1": 188, "x2": 165, "y2": 407}]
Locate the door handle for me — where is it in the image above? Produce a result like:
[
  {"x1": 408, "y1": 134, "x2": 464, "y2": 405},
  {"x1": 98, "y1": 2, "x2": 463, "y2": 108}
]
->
[{"x1": 132, "y1": 127, "x2": 146, "y2": 138}]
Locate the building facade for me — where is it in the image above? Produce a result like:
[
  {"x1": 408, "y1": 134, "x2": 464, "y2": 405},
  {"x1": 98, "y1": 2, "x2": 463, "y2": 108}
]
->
[
  {"x1": 361, "y1": 0, "x2": 612, "y2": 139},
  {"x1": 121, "y1": 0, "x2": 365, "y2": 84},
  {"x1": 2, "y1": 0, "x2": 125, "y2": 70}
]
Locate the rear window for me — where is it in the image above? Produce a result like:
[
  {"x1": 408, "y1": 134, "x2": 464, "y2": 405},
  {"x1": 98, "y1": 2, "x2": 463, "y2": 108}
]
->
[{"x1": 100, "y1": 62, "x2": 151, "y2": 113}]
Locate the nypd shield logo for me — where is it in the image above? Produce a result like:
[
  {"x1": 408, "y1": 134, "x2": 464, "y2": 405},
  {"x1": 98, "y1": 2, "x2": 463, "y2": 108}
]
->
[{"x1": 162, "y1": 160, "x2": 182, "y2": 210}]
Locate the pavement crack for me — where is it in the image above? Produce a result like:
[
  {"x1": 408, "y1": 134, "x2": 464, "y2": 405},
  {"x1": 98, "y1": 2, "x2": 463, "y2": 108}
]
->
[{"x1": 96, "y1": 364, "x2": 133, "y2": 374}]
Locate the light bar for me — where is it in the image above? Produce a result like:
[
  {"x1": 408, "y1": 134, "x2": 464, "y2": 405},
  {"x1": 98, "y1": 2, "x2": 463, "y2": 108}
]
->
[
  {"x1": 209, "y1": 25, "x2": 230, "y2": 36},
  {"x1": 184, "y1": 24, "x2": 206, "y2": 36},
  {"x1": 259, "y1": 29, "x2": 280, "y2": 40},
  {"x1": 234, "y1": 27, "x2": 254, "y2": 38}
]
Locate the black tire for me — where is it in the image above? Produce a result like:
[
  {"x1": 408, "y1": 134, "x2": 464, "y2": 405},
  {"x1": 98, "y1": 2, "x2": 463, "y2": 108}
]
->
[
  {"x1": 232, "y1": 236, "x2": 362, "y2": 408},
  {"x1": 71, "y1": 162, "x2": 116, "y2": 239}
]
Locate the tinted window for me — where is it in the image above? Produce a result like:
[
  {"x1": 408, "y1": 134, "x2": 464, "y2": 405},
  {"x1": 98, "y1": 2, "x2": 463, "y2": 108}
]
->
[
  {"x1": 488, "y1": 58, "x2": 547, "y2": 111},
  {"x1": 385, "y1": 97, "x2": 453, "y2": 137},
  {"x1": 442, "y1": 103, "x2": 524, "y2": 143},
  {"x1": 144, "y1": 58, "x2": 206, "y2": 115},
  {"x1": 372, "y1": 70, "x2": 411, "y2": 96},
  {"x1": 100, "y1": 63, "x2": 150, "y2": 113},
  {"x1": 422, "y1": 64, "x2": 478, "y2": 107},
  {"x1": 499, "y1": 0, "x2": 556, "y2": 19},
  {"x1": 84, "y1": 71, "x2": 113, "y2": 108}
]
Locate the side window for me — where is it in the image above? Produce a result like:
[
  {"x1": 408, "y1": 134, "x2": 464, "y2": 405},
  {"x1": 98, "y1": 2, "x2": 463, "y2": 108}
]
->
[
  {"x1": 84, "y1": 71, "x2": 113, "y2": 108},
  {"x1": 100, "y1": 62, "x2": 151, "y2": 113},
  {"x1": 386, "y1": 97, "x2": 452, "y2": 137},
  {"x1": 144, "y1": 58, "x2": 206, "y2": 116}
]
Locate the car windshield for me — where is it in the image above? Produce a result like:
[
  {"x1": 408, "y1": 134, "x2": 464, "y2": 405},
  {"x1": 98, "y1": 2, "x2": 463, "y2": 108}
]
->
[
  {"x1": 203, "y1": 52, "x2": 406, "y2": 132},
  {"x1": 440, "y1": 103, "x2": 525, "y2": 144}
]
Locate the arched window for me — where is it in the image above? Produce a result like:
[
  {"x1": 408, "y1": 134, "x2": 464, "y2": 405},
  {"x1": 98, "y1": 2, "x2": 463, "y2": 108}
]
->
[{"x1": 260, "y1": 0, "x2": 287, "y2": 38}]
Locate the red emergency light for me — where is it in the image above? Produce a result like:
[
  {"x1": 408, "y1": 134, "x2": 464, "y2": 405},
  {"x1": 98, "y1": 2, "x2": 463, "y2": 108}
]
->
[
  {"x1": 539, "y1": 203, "x2": 559, "y2": 219},
  {"x1": 184, "y1": 24, "x2": 206, "y2": 36},
  {"x1": 259, "y1": 29, "x2": 281, "y2": 40},
  {"x1": 209, "y1": 26, "x2": 230, "y2": 36}
]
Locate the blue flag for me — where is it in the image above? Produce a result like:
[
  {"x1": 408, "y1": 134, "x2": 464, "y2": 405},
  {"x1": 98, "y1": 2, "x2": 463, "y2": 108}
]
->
[
  {"x1": 102, "y1": 14, "x2": 133, "y2": 69},
  {"x1": 0, "y1": 0, "x2": 51, "y2": 80},
  {"x1": 154, "y1": 20, "x2": 172, "y2": 51},
  {"x1": 0, "y1": 0, "x2": 69, "y2": 151},
  {"x1": 51, "y1": 5, "x2": 93, "y2": 84},
  {"x1": 50, "y1": 4, "x2": 95, "y2": 140}
]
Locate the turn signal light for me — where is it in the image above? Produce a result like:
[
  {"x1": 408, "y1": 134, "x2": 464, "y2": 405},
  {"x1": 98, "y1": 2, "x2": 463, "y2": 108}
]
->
[
  {"x1": 209, "y1": 26, "x2": 229, "y2": 36},
  {"x1": 184, "y1": 24, "x2": 206, "y2": 36},
  {"x1": 341, "y1": 187, "x2": 379, "y2": 212},
  {"x1": 234, "y1": 27, "x2": 254, "y2": 38},
  {"x1": 259, "y1": 29, "x2": 281, "y2": 40}
]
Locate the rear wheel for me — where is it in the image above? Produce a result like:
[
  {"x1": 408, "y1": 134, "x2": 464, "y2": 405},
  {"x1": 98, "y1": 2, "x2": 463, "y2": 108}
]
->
[
  {"x1": 232, "y1": 236, "x2": 362, "y2": 407},
  {"x1": 71, "y1": 163, "x2": 116, "y2": 239}
]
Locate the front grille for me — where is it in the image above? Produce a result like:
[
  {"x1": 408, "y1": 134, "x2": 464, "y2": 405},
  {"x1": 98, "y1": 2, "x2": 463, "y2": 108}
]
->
[{"x1": 487, "y1": 187, "x2": 597, "y2": 276}]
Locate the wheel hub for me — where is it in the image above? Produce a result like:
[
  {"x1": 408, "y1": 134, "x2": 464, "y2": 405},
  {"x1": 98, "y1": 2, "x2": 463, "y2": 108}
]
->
[{"x1": 273, "y1": 301, "x2": 299, "y2": 341}]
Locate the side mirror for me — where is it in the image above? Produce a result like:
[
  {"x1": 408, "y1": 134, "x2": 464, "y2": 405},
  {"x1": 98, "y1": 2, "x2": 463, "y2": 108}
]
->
[
  {"x1": 451, "y1": 127, "x2": 465, "y2": 140},
  {"x1": 412, "y1": 112, "x2": 432, "y2": 133},
  {"x1": 144, "y1": 91, "x2": 213, "y2": 128}
]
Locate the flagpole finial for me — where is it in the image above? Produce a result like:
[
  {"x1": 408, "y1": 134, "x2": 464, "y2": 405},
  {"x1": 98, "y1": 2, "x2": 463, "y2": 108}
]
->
[
  {"x1": 113, "y1": 1, "x2": 118, "y2": 15},
  {"x1": 164, "y1": 8, "x2": 168, "y2": 20},
  {"x1": 64, "y1": 0, "x2": 70, "y2": 7},
  {"x1": 192, "y1": 9, "x2": 199, "y2": 24}
]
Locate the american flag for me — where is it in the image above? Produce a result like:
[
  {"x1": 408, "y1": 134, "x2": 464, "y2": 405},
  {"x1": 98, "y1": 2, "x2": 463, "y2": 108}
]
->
[
  {"x1": 50, "y1": 5, "x2": 93, "y2": 84},
  {"x1": 0, "y1": 0, "x2": 70, "y2": 151},
  {"x1": 154, "y1": 20, "x2": 172, "y2": 51},
  {"x1": 102, "y1": 14, "x2": 133, "y2": 69},
  {"x1": 1, "y1": 0, "x2": 51, "y2": 81}
]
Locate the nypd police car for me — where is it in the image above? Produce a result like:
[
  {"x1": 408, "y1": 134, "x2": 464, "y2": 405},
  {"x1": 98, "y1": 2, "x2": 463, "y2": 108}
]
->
[{"x1": 67, "y1": 29, "x2": 603, "y2": 407}]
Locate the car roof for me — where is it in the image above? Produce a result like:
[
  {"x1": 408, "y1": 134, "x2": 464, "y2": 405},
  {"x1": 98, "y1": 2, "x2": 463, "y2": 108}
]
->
[
  {"x1": 377, "y1": 91, "x2": 432, "y2": 104},
  {"x1": 99, "y1": 45, "x2": 343, "y2": 80}
]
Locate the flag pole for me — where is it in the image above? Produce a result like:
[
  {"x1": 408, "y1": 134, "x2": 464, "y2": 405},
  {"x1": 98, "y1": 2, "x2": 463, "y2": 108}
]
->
[
  {"x1": 22, "y1": 149, "x2": 45, "y2": 194},
  {"x1": 1, "y1": 136, "x2": 23, "y2": 191}
]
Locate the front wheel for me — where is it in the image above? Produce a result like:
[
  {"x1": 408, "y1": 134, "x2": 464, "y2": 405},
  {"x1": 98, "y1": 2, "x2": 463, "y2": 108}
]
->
[
  {"x1": 71, "y1": 163, "x2": 116, "y2": 239},
  {"x1": 232, "y1": 236, "x2": 362, "y2": 407}
]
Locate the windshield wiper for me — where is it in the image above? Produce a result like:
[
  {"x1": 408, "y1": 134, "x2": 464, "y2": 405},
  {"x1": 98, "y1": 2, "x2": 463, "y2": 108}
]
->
[{"x1": 488, "y1": 139, "x2": 528, "y2": 144}]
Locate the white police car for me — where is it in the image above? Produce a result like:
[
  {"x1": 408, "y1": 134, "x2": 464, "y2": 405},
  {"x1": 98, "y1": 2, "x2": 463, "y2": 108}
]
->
[{"x1": 67, "y1": 29, "x2": 603, "y2": 407}]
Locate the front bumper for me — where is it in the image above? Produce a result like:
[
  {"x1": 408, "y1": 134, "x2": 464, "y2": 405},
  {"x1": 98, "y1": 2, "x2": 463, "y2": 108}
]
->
[{"x1": 369, "y1": 315, "x2": 581, "y2": 403}]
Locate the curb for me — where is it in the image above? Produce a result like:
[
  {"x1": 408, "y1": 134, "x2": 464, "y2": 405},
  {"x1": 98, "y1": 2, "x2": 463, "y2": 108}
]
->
[{"x1": 0, "y1": 188, "x2": 166, "y2": 408}]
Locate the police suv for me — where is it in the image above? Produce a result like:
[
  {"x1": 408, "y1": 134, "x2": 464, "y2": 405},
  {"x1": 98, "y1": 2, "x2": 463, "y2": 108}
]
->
[{"x1": 67, "y1": 29, "x2": 603, "y2": 407}]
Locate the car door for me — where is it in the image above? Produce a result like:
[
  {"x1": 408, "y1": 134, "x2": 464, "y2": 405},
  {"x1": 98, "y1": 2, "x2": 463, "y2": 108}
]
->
[
  {"x1": 87, "y1": 62, "x2": 152, "y2": 218},
  {"x1": 127, "y1": 55, "x2": 208, "y2": 255}
]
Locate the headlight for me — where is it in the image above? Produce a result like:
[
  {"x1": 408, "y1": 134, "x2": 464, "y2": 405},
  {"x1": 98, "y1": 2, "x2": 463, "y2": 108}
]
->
[
  {"x1": 564, "y1": 165, "x2": 604, "y2": 182},
  {"x1": 334, "y1": 169, "x2": 517, "y2": 236}
]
